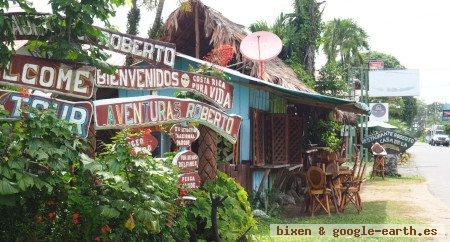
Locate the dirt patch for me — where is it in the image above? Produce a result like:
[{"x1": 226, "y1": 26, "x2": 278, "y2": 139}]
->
[{"x1": 362, "y1": 180, "x2": 450, "y2": 225}]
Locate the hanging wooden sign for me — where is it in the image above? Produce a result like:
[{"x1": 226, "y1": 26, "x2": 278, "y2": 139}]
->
[
  {"x1": 96, "y1": 66, "x2": 234, "y2": 109},
  {"x1": 93, "y1": 96, "x2": 241, "y2": 144},
  {"x1": 173, "y1": 150, "x2": 199, "y2": 173},
  {"x1": 0, "y1": 90, "x2": 93, "y2": 138},
  {"x1": 0, "y1": 55, "x2": 95, "y2": 100},
  {"x1": 127, "y1": 128, "x2": 158, "y2": 156},
  {"x1": 5, "y1": 13, "x2": 176, "y2": 68},
  {"x1": 169, "y1": 124, "x2": 200, "y2": 148},
  {"x1": 178, "y1": 172, "x2": 201, "y2": 189},
  {"x1": 94, "y1": 28, "x2": 176, "y2": 68},
  {"x1": 362, "y1": 130, "x2": 416, "y2": 154}
]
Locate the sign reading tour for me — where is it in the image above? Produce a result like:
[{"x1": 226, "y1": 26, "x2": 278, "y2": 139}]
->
[{"x1": 93, "y1": 96, "x2": 241, "y2": 144}]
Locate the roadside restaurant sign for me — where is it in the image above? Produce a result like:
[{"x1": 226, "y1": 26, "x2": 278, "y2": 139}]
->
[
  {"x1": 362, "y1": 130, "x2": 416, "y2": 154},
  {"x1": 443, "y1": 104, "x2": 450, "y2": 121},
  {"x1": 173, "y1": 150, "x2": 199, "y2": 173},
  {"x1": 96, "y1": 67, "x2": 234, "y2": 109},
  {"x1": 127, "y1": 129, "x2": 158, "y2": 156},
  {"x1": 178, "y1": 172, "x2": 201, "y2": 189},
  {"x1": 93, "y1": 96, "x2": 241, "y2": 144},
  {"x1": 5, "y1": 13, "x2": 176, "y2": 68},
  {"x1": 169, "y1": 124, "x2": 200, "y2": 148},
  {"x1": 0, "y1": 90, "x2": 93, "y2": 138},
  {"x1": 0, "y1": 55, "x2": 95, "y2": 100}
]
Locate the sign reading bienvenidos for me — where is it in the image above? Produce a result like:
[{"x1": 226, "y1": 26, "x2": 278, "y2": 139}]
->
[
  {"x1": 362, "y1": 130, "x2": 416, "y2": 154},
  {"x1": 5, "y1": 13, "x2": 176, "y2": 68},
  {"x1": 96, "y1": 66, "x2": 234, "y2": 109},
  {"x1": 93, "y1": 96, "x2": 241, "y2": 144},
  {"x1": 1, "y1": 55, "x2": 95, "y2": 100},
  {"x1": 0, "y1": 90, "x2": 93, "y2": 138}
]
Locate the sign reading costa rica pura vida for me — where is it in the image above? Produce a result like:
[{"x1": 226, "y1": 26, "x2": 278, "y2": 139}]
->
[
  {"x1": 96, "y1": 66, "x2": 234, "y2": 109},
  {"x1": 1, "y1": 55, "x2": 95, "y2": 100},
  {"x1": 362, "y1": 130, "x2": 416, "y2": 154},
  {"x1": 0, "y1": 90, "x2": 93, "y2": 138},
  {"x1": 93, "y1": 96, "x2": 241, "y2": 144},
  {"x1": 5, "y1": 13, "x2": 176, "y2": 68}
]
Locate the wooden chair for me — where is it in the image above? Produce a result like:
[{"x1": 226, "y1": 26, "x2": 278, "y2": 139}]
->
[
  {"x1": 306, "y1": 166, "x2": 332, "y2": 216},
  {"x1": 326, "y1": 162, "x2": 343, "y2": 212},
  {"x1": 371, "y1": 155, "x2": 385, "y2": 179},
  {"x1": 340, "y1": 162, "x2": 367, "y2": 213}
]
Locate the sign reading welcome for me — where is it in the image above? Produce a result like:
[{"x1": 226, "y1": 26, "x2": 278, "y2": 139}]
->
[
  {"x1": 93, "y1": 96, "x2": 241, "y2": 144},
  {"x1": 1, "y1": 55, "x2": 95, "y2": 100},
  {"x1": 0, "y1": 90, "x2": 93, "y2": 138},
  {"x1": 362, "y1": 130, "x2": 416, "y2": 154}
]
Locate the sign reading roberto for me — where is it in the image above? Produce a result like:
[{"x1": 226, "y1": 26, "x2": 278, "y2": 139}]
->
[
  {"x1": 362, "y1": 130, "x2": 416, "y2": 154},
  {"x1": 0, "y1": 90, "x2": 93, "y2": 138},
  {"x1": 96, "y1": 66, "x2": 234, "y2": 109},
  {"x1": 93, "y1": 96, "x2": 241, "y2": 144},
  {"x1": 1, "y1": 55, "x2": 95, "y2": 100}
]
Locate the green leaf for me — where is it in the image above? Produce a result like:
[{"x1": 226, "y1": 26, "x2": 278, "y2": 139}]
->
[
  {"x1": 17, "y1": 174, "x2": 34, "y2": 191},
  {"x1": 100, "y1": 205, "x2": 120, "y2": 218},
  {"x1": 0, "y1": 179, "x2": 19, "y2": 195}
]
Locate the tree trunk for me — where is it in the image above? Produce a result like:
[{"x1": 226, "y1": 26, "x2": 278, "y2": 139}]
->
[
  {"x1": 198, "y1": 125, "x2": 219, "y2": 184},
  {"x1": 149, "y1": 0, "x2": 166, "y2": 38},
  {"x1": 194, "y1": 0, "x2": 200, "y2": 58}
]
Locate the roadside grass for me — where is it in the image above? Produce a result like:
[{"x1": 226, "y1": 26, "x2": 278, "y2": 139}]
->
[{"x1": 252, "y1": 175, "x2": 426, "y2": 242}]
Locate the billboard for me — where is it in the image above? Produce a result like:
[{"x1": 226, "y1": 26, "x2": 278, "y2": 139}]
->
[
  {"x1": 369, "y1": 69, "x2": 420, "y2": 97},
  {"x1": 443, "y1": 104, "x2": 450, "y2": 122},
  {"x1": 369, "y1": 103, "x2": 389, "y2": 122}
]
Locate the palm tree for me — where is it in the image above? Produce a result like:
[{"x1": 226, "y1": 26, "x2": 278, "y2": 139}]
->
[
  {"x1": 148, "y1": 0, "x2": 166, "y2": 38},
  {"x1": 126, "y1": 0, "x2": 141, "y2": 65},
  {"x1": 322, "y1": 18, "x2": 369, "y2": 66}
]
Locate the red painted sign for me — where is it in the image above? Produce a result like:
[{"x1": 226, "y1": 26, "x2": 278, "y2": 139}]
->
[
  {"x1": 169, "y1": 124, "x2": 200, "y2": 148},
  {"x1": 6, "y1": 13, "x2": 176, "y2": 68},
  {"x1": 96, "y1": 66, "x2": 234, "y2": 109},
  {"x1": 173, "y1": 150, "x2": 199, "y2": 172},
  {"x1": 93, "y1": 96, "x2": 241, "y2": 144},
  {"x1": 127, "y1": 129, "x2": 158, "y2": 156},
  {"x1": 178, "y1": 172, "x2": 201, "y2": 189},
  {"x1": 0, "y1": 90, "x2": 93, "y2": 138},
  {"x1": 0, "y1": 55, "x2": 95, "y2": 100},
  {"x1": 369, "y1": 60, "x2": 384, "y2": 70}
]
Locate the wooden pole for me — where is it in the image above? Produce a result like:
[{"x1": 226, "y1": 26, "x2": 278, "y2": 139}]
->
[{"x1": 194, "y1": 0, "x2": 200, "y2": 58}]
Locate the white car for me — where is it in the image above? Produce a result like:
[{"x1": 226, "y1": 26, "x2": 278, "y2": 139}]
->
[{"x1": 430, "y1": 134, "x2": 450, "y2": 147}]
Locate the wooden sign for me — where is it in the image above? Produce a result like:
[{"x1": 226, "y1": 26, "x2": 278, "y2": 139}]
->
[
  {"x1": 169, "y1": 124, "x2": 200, "y2": 148},
  {"x1": 178, "y1": 172, "x2": 201, "y2": 189},
  {"x1": 96, "y1": 66, "x2": 234, "y2": 109},
  {"x1": 362, "y1": 130, "x2": 416, "y2": 154},
  {"x1": 127, "y1": 129, "x2": 158, "y2": 156},
  {"x1": 173, "y1": 150, "x2": 199, "y2": 172},
  {"x1": 5, "y1": 13, "x2": 176, "y2": 69},
  {"x1": 93, "y1": 96, "x2": 241, "y2": 144},
  {"x1": 1, "y1": 55, "x2": 95, "y2": 100},
  {"x1": 0, "y1": 90, "x2": 93, "y2": 138}
]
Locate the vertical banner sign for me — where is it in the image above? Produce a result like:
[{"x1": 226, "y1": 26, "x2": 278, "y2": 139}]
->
[
  {"x1": 0, "y1": 90, "x2": 93, "y2": 138},
  {"x1": 93, "y1": 96, "x2": 242, "y2": 144},
  {"x1": 127, "y1": 128, "x2": 158, "y2": 156},
  {"x1": 443, "y1": 104, "x2": 450, "y2": 122},
  {"x1": 96, "y1": 66, "x2": 234, "y2": 109},
  {"x1": 0, "y1": 55, "x2": 95, "y2": 99},
  {"x1": 170, "y1": 123, "x2": 201, "y2": 189}
]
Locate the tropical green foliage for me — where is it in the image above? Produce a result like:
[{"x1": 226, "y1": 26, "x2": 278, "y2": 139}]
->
[
  {"x1": 316, "y1": 61, "x2": 350, "y2": 97},
  {"x1": 322, "y1": 18, "x2": 369, "y2": 66},
  {"x1": 445, "y1": 123, "x2": 450, "y2": 136},
  {"x1": 249, "y1": 21, "x2": 270, "y2": 32}
]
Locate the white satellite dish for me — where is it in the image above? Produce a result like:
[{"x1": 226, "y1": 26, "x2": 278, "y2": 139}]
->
[{"x1": 240, "y1": 31, "x2": 282, "y2": 78}]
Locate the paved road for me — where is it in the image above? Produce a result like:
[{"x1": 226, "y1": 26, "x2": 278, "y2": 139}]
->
[{"x1": 410, "y1": 143, "x2": 450, "y2": 209}]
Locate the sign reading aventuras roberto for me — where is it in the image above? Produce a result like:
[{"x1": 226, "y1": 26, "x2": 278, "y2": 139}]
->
[
  {"x1": 0, "y1": 90, "x2": 93, "y2": 138},
  {"x1": 96, "y1": 66, "x2": 234, "y2": 109},
  {"x1": 362, "y1": 130, "x2": 416, "y2": 154},
  {"x1": 1, "y1": 55, "x2": 95, "y2": 100},
  {"x1": 93, "y1": 96, "x2": 241, "y2": 144}
]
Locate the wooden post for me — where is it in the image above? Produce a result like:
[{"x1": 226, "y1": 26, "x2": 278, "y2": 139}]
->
[{"x1": 194, "y1": 0, "x2": 200, "y2": 58}]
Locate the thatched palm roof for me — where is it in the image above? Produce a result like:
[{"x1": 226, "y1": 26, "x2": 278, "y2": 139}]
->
[{"x1": 162, "y1": 0, "x2": 314, "y2": 93}]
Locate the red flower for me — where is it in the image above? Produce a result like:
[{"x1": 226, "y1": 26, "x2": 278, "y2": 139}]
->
[
  {"x1": 47, "y1": 212, "x2": 55, "y2": 220},
  {"x1": 73, "y1": 211, "x2": 80, "y2": 225},
  {"x1": 94, "y1": 236, "x2": 101, "y2": 242},
  {"x1": 179, "y1": 188, "x2": 188, "y2": 197},
  {"x1": 94, "y1": 178, "x2": 102, "y2": 185},
  {"x1": 101, "y1": 224, "x2": 111, "y2": 234},
  {"x1": 204, "y1": 44, "x2": 235, "y2": 66}
]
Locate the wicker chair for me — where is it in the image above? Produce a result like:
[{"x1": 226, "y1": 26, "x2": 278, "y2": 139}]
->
[{"x1": 306, "y1": 166, "x2": 332, "y2": 216}]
